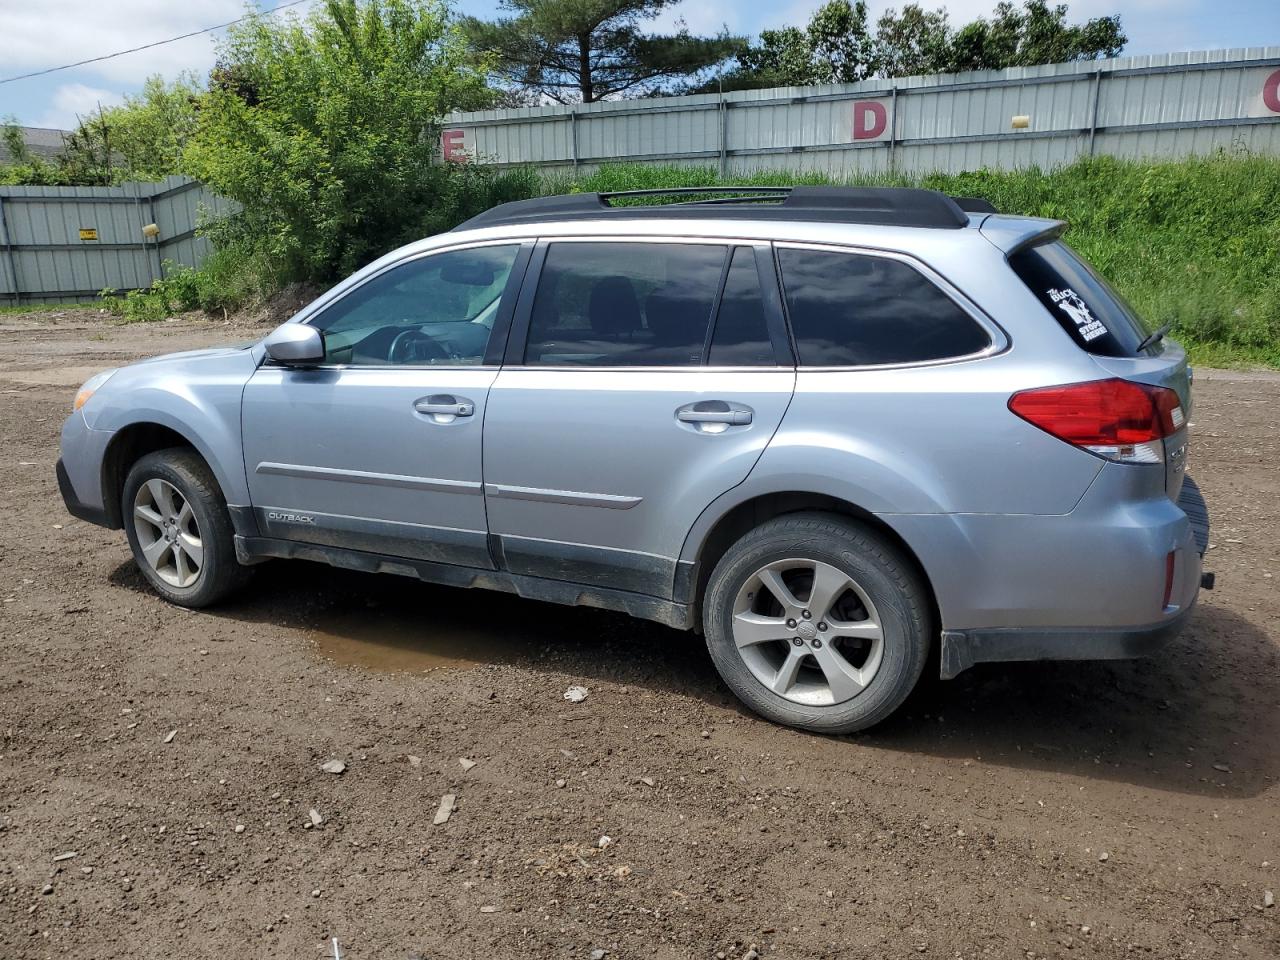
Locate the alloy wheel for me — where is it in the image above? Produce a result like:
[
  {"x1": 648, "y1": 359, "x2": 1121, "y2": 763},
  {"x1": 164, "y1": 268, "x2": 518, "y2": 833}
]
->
[
  {"x1": 132, "y1": 478, "x2": 203, "y2": 588},
  {"x1": 731, "y1": 558, "x2": 884, "y2": 707}
]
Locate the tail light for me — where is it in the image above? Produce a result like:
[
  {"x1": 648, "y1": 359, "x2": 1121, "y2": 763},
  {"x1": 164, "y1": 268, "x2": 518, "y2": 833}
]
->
[{"x1": 1008, "y1": 378, "x2": 1184, "y2": 464}]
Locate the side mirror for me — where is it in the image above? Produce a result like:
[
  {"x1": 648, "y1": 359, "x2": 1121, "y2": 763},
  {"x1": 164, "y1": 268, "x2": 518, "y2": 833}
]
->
[{"x1": 263, "y1": 323, "x2": 324, "y2": 366}]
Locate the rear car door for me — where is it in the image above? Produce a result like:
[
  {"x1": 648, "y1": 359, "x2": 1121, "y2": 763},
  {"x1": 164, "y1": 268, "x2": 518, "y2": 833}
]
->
[
  {"x1": 482, "y1": 239, "x2": 795, "y2": 599},
  {"x1": 242, "y1": 240, "x2": 530, "y2": 567}
]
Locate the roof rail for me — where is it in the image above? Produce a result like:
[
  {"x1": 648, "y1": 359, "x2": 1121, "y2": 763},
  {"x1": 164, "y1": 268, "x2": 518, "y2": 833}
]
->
[
  {"x1": 951, "y1": 196, "x2": 999, "y2": 214},
  {"x1": 454, "y1": 185, "x2": 975, "y2": 232}
]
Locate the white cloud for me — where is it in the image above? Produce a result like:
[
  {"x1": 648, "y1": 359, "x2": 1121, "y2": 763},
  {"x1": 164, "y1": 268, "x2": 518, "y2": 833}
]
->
[
  {"x1": 0, "y1": 0, "x2": 283, "y2": 85},
  {"x1": 34, "y1": 83, "x2": 126, "y2": 129}
]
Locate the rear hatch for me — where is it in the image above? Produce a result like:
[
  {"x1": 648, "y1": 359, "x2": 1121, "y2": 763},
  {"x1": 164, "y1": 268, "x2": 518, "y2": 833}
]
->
[{"x1": 1006, "y1": 238, "x2": 1191, "y2": 499}]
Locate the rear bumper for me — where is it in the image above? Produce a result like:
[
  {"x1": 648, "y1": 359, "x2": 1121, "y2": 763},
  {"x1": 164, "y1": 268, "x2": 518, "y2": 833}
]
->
[
  {"x1": 56, "y1": 457, "x2": 109, "y2": 527},
  {"x1": 939, "y1": 602, "x2": 1194, "y2": 679}
]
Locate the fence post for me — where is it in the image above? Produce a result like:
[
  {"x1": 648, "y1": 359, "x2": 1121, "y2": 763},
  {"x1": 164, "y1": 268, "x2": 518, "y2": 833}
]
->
[
  {"x1": 144, "y1": 194, "x2": 164, "y2": 280},
  {"x1": 888, "y1": 86, "x2": 899, "y2": 174},
  {"x1": 1088, "y1": 68, "x2": 1103, "y2": 156},
  {"x1": 570, "y1": 108, "x2": 579, "y2": 171},
  {"x1": 0, "y1": 194, "x2": 19, "y2": 306},
  {"x1": 719, "y1": 95, "x2": 728, "y2": 178}
]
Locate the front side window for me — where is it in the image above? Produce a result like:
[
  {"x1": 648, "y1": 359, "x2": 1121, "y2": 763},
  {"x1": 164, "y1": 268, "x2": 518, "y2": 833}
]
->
[
  {"x1": 312, "y1": 244, "x2": 520, "y2": 366},
  {"x1": 778, "y1": 248, "x2": 990, "y2": 366},
  {"x1": 525, "y1": 242, "x2": 727, "y2": 366}
]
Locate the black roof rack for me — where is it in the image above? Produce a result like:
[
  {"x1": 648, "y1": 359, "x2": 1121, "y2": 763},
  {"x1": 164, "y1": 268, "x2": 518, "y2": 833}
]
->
[
  {"x1": 951, "y1": 196, "x2": 999, "y2": 214},
  {"x1": 454, "y1": 185, "x2": 978, "y2": 232}
]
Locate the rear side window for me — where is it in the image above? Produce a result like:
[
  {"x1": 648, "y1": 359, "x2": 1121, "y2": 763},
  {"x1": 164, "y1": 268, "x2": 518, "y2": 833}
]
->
[
  {"x1": 1009, "y1": 241, "x2": 1152, "y2": 357},
  {"x1": 708, "y1": 247, "x2": 775, "y2": 366},
  {"x1": 777, "y1": 248, "x2": 990, "y2": 366},
  {"x1": 526, "y1": 242, "x2": 725, "y2": 366}
]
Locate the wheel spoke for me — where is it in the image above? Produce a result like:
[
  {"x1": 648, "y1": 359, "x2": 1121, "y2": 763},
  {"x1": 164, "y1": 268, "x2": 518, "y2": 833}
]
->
[
  {"x1": 146, "y1": 479, "x2": 175, "y2": 518},
  {"x1": 134, "y1": 503, "x2": 164, "y2": 529},
  {"x1": 177, "y1": 534, "x2": 204, "y2": 571},
  {"x1": 176, "y1": 499, "x2": 193, "y2": 527},
  {"x1": 806, "y1": 562, "x2": 851, "y2": 622},
  {"x1": 173, "y1": 544, "x2": 190, "y2": 584},
  {"x1": 826, "y1": 617, "x2": 883, "y2": 643},
  {"x1": 757, "y1": 567, "x2": 802, "y2": 613},
  {"x1": 141, "y1": 537, "x2": 171, "y2": 570},
  {"x1": 811, "y1": 643, "x2": 867, "y2": 702},
  {"x1": 732, "y1": 611, "x2": 790, "y2": 648},
  {"x1": 769, "y1": 647, "x2": 807, "y2": 695}
]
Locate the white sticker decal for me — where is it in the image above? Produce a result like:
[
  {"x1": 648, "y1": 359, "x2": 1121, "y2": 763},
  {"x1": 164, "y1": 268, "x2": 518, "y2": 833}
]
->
[{"x1": 1048, "y1": 288, "x2": 1107, "y2": 342}]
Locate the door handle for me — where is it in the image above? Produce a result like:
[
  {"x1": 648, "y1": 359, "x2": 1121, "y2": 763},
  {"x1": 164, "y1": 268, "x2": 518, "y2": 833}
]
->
[
  {"x1": 414, "y1": 395, "x2": 474, "y2": 420},
  {"x1": 676, "y1": 400, "x2": 753, "y2": 429}
]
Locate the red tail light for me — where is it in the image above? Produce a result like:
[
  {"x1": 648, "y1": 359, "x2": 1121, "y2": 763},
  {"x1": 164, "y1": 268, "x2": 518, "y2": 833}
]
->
[{"x1": 1008, "y1": 378, "x2": 1184, "y2": 464}]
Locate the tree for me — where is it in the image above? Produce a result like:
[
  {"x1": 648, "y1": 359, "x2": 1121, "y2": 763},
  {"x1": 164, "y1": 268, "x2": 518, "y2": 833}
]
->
[
  {"x1": 184, "y1": 0, "x2": 495, "y2": 281},
  {"x1": 944, "y1": 1, "x2": 1125, "y2": 72},
  {"x1": 462, "y1": 0, "x2": 743, "y2": 103},
  {"x1": 721, "y1": 0, "x2": 876, "y2": 90},
  {"x1": 875, "y1": 4, "x2": 951, "y2": 78}
]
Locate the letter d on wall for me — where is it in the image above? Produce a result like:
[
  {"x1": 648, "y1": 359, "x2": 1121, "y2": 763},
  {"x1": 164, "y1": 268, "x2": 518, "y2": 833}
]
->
[{"x1": 852, "y1": 100, "x2": 889, "y2": 141}]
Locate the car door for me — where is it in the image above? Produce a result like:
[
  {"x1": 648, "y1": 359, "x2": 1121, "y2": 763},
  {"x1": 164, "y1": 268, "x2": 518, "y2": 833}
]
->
[
  {"x1": 242, "y1": 240, "x2": 530, "y2": 568},
  {"x1": 482, "y1": 238, "x2": 796, "y2": 599}
]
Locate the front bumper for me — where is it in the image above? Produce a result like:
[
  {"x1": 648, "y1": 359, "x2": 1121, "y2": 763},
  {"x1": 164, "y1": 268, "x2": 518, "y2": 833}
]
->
[{"x1": 56, "y1": 457, "x2": 109, "y2": 527}]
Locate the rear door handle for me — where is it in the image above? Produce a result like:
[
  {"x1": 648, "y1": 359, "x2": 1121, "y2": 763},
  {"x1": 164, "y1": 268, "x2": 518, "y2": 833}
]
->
[
  {"x1": 676, "y1": 400, "x2": 753, "y2": 428},
  {"x1": 414, "y1": 394, "x2": 474, "y2": 421}
]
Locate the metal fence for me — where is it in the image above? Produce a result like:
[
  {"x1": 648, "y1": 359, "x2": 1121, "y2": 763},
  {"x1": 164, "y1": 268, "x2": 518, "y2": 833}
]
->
[
  {"x1": 442, "y1": 47, "x2": 1280, "y2": 176},
  {"x1": 0, "y1": 176, "x2": 229, "y2": 306}
]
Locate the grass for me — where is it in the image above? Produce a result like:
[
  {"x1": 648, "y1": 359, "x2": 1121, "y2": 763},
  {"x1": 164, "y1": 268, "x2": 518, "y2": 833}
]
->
[
  {"x1": 0, "y1": 301, "x2": 101, "y2": 316},
  {"x1": 542, "y1": 152, "x2": 1280, "y2": 368}
]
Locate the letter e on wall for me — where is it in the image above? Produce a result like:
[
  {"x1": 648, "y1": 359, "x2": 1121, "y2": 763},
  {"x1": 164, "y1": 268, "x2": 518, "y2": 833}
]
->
[{"x1": 441, "y1": 129, "x2": 472, "y2": 162}]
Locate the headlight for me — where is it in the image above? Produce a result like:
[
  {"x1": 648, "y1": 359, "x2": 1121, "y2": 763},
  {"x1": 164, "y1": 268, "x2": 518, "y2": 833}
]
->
[{"x1": 73, "y1": 369, "x2": 117, "y2": 411}]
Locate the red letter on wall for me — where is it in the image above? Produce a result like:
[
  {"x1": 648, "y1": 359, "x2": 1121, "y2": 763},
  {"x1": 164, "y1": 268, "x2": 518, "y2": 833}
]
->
[
  {"x1": 853, "y1": 101, "x2": 888, "y2": 140},
  {"x1": 1264, "y1": 69, "x2": 1280, "y2": 114},
  {"x1": 441, "y1": 129, "x2": 467, "y2": 162}
]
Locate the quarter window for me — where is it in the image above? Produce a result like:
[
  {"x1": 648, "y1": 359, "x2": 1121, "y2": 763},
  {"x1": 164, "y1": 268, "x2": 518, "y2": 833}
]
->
[
  {"x1": 778, "y1": 248, "x2": 990, "y2": 366},
  {"x1": 311, "y1": 244, "x2": 520, "y2": 366},
  {"x1": 525, "y1": 242, "x2": 726, "y2": 366}
]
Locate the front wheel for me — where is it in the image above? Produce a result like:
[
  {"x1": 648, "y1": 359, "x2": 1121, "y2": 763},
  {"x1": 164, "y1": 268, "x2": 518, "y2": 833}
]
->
[
  {"x1": 703, "y1": 513, "x2": 932, "y2": 734},
  {"x1": 122, "y1": 448, "x2": 251, "y2": 608}
]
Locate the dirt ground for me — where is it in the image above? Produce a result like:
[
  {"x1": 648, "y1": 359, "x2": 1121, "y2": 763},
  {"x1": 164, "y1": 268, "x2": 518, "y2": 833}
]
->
[{"x1": 1, "y1": 309, "x2": 1277, "y2": 960}]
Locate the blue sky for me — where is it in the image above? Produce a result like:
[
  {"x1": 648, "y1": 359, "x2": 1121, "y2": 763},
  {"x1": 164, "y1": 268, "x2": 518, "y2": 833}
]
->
[{"x1": 1, "y1": 0, "x2": 1276, "y2": 129}]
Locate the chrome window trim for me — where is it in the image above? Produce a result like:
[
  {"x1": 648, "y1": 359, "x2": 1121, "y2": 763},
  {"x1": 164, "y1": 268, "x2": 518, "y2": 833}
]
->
[{"x1": 772, "y1": 239, "x2": 1009, "y2": 371}]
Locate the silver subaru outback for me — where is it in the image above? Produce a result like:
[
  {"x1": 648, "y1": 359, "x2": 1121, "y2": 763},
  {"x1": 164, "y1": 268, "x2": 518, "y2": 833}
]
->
[{"x1": 57, "y1": 186, "x2": 1211, "y2": 733}]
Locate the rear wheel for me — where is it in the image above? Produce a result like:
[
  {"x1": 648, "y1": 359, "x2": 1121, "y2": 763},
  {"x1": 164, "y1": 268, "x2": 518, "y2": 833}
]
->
[
  {"x1": 703, "y1": 513, "x2": 931, "y2": 733},
  {"x1": 122, "y1": 448, "x2": 250, "y2": 608}
]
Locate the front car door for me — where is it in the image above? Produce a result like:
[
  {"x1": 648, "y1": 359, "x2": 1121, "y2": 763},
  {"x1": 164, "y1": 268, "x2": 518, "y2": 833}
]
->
[
  {"x1": 242, "y1": 240, "x2": 530, "y2": 567},
  {"x1": 482, "y1": 238, "x2": 796, "y2": 599}
]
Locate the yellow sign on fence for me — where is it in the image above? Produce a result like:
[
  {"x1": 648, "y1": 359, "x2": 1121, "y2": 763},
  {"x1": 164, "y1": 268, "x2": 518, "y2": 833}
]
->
[{"x1": 78, "y1": 228, "x2": 98, "y2": 241}]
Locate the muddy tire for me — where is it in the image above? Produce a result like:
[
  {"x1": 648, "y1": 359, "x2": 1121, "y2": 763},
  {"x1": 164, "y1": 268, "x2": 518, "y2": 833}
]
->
[
  {"x1": 122, "y1": 448, "x2": 251, "y2": 608},
  {"x1": 703, "y1": 512, "x2": 932, "y2": 734}
]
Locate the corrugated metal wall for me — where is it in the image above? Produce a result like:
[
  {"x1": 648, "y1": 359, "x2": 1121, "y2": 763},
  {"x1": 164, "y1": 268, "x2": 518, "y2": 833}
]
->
[
  {"x1": 443, "y1": 47, "x2": 1280, "y2": 176},
  {"x1": 0, "y1": 176, "x2": 229, "y2": 306}
]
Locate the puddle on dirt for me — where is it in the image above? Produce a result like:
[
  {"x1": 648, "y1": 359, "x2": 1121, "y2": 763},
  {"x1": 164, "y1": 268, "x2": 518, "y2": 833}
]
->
[{"x1": 306, "y1": 590, "x2": 577, "y2": 674}]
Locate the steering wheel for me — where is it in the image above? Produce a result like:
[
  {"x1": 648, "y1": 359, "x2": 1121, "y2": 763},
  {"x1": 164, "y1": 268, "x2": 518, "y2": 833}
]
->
[{"x1": 388, "y1": 328, "x2": 449, "y2": 364}]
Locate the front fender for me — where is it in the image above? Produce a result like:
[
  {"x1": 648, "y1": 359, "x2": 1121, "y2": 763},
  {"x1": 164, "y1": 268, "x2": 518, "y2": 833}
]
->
[{"x1": 84, "y1": 349, "x2": 258, "y2": 505}]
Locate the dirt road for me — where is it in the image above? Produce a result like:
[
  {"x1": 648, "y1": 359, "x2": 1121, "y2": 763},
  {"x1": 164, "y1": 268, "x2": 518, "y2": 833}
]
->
[{"x1": 1, "y1": 311, "x2": 1277, "y2": 959}]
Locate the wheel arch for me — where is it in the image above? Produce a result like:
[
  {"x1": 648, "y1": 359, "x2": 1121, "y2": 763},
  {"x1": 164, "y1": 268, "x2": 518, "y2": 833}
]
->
[
  {"x1": 681, "y1": 489, "x2": 941, "y2": 635},
  {"x1": 101, "y1": 421, "x2": 227, "y2": 529}
]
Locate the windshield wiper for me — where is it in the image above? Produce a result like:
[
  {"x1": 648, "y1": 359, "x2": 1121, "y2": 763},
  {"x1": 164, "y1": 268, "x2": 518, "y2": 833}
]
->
[{"x1": 1135, "y1": 321, "x2": 1172, "y2": 353}]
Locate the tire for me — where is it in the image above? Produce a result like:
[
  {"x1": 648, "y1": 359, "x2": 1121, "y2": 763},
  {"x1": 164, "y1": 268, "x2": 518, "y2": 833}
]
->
[
  {"x1": 122, "y1": 447, "x2": 251, "y2": 608},
  {"x1": 703, "y1": 512, "x2": 932, "y2": 734}
]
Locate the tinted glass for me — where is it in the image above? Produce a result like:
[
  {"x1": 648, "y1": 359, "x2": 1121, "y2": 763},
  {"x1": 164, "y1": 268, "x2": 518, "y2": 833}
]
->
[
  {"x1": 1009, "y1": 241, "x2": 1152, "y2": 357},
  {"x1": 778, "y1": 248, "x2": 990, "y2": 366},
  {"x1": 708, "y1": 247, "x2": 775, "y2": 366},
  {"x1": 526, "y1": 242, "x2": 726, "y2": 366},
  {"x1": 313, "y1": 245, "x2": 519, "y2": 365}
]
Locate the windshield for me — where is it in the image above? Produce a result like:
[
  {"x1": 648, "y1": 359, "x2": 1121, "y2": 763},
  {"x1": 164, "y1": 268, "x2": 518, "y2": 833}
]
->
[{"x1": 1009, "y1": 241, "x2": 1154, "y2": 357}]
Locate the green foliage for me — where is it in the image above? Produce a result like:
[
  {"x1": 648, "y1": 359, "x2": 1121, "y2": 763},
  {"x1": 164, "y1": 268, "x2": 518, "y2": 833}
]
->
[
  {"x1": 183, "y1": 0, "x2": 494, "y2": 282},
  {"x1": 720, "y1": 0, "x2": 1126, "y2": 90},
  {"x1": 463, "y1": 0, "x2": 744, "y2": 102},
  {"x1": 555, "y1": 152, "x2": 1280, "y2": 368},
  {"x1": 0, "y1": 119, "x2": 78, "y2": 185}
]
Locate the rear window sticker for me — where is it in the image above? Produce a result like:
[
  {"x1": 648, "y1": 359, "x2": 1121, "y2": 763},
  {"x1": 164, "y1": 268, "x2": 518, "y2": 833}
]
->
[{"x1": 1048, "y1": 288, "x2": 1107, "y2": 342}]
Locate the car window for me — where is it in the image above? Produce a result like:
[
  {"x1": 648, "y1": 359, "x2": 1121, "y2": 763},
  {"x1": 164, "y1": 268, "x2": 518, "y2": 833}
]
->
[
  {"x1": 708, "y1": 247, "x2": 776, "y2": 367},
  {"x1": 1009, "y1": 240, "x2": 1153, "y2": 357},
  {"x1": 778, "y1": 248, "x2": 990, "y2": 366},
  {"x1": 310, "y1": 245, "x2": 520, "y2": 366},
  {"x1": 525, "y1": 242, "x2": 726, "y2": 367}
]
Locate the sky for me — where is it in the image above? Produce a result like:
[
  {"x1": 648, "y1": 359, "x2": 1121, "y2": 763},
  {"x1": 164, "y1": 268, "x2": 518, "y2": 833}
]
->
[{"x1": 0, "y1": 0, "x2": 1276, "y2": 130}]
